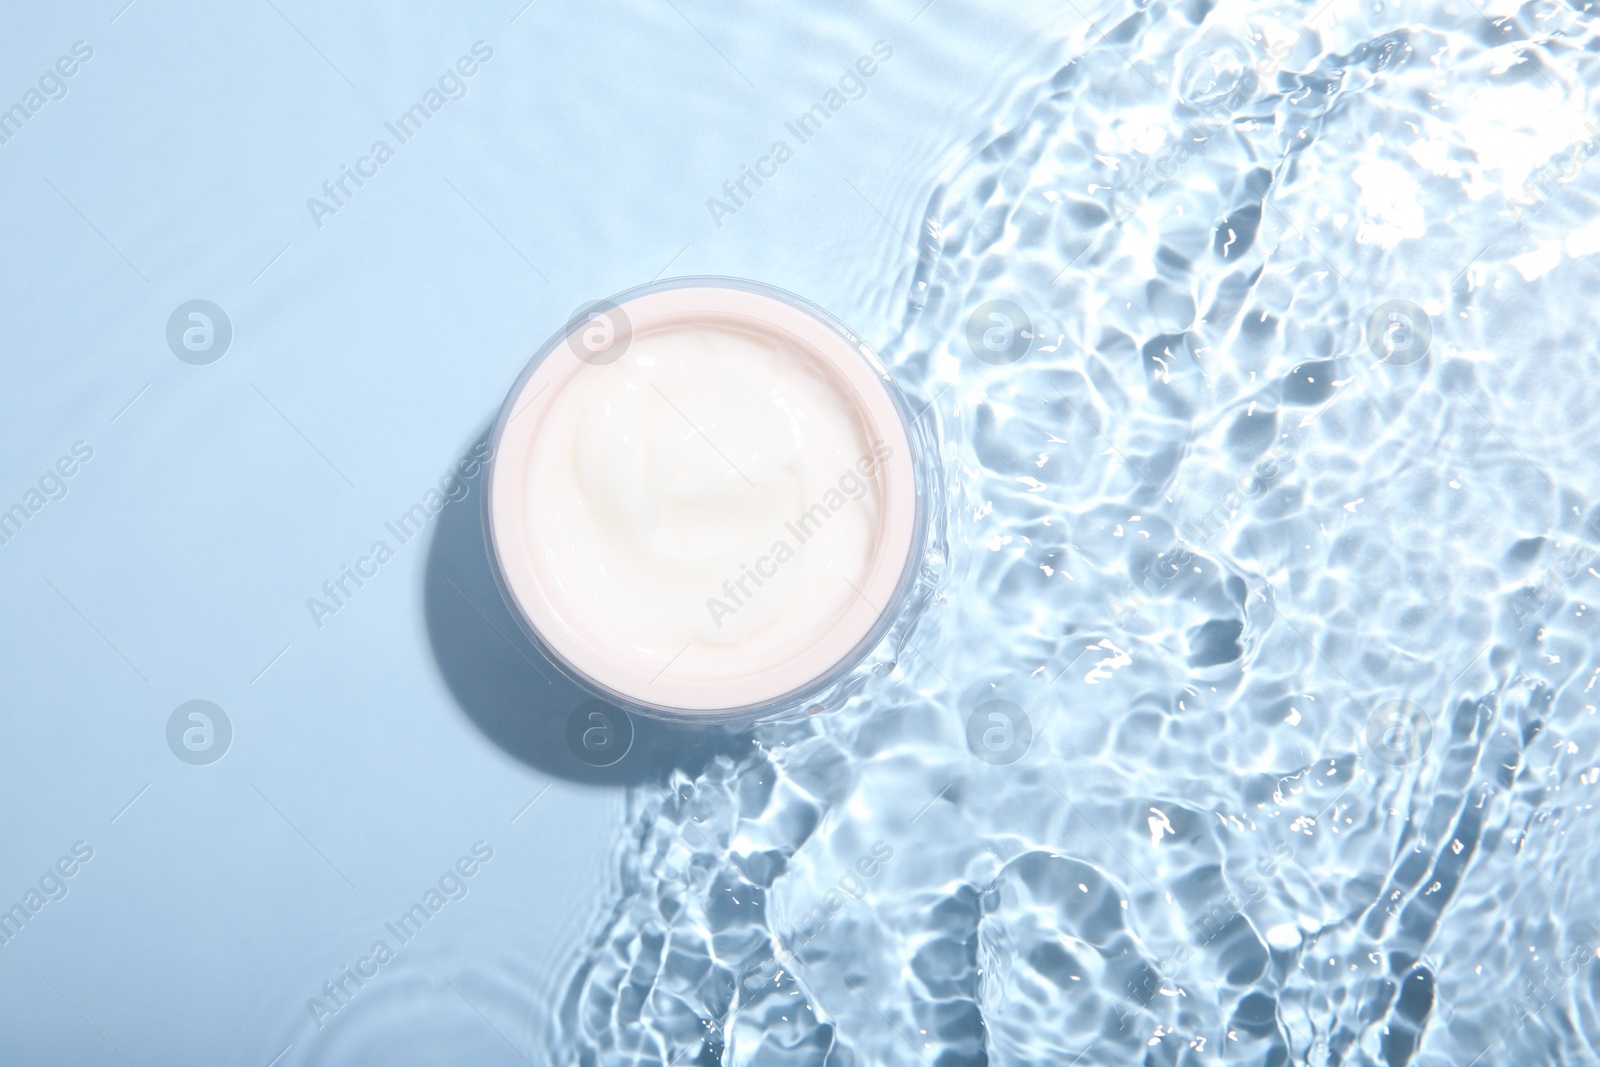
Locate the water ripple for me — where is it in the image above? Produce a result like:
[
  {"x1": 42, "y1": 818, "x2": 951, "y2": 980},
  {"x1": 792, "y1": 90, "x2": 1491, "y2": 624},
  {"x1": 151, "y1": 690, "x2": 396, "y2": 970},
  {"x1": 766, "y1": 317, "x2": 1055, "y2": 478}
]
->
[{"x1": 548, "y1": 0, "x2": 1600, "y2": 1062}]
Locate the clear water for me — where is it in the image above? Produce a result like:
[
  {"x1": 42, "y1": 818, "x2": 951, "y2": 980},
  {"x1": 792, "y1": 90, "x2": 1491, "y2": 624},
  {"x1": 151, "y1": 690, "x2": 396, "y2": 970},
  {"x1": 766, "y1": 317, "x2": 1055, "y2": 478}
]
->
[{"x1": 546, "y1": 0, "x2": 1600, "y2": 1064}]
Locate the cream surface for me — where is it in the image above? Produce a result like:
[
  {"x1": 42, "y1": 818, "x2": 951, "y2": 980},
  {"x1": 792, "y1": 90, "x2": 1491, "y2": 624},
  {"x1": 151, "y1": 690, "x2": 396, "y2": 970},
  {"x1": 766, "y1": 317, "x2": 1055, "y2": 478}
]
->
[{"x1": 523, "y1": 322, "x2": 886, "y2": 680}]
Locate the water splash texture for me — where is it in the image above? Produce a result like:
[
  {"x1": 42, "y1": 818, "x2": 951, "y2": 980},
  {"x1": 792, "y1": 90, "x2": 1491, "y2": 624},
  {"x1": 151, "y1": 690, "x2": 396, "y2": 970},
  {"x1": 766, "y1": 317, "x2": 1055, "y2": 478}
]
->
[{"x1": 549, "y1": 0, "x2": 1600, "y2": 1062}]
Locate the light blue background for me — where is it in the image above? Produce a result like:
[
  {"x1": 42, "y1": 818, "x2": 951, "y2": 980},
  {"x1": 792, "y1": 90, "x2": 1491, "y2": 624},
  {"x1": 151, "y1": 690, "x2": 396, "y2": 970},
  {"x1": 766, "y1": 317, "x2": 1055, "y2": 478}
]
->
[{"x1": 0, "y1": 0, "x2": 1094, "y2": 1062}]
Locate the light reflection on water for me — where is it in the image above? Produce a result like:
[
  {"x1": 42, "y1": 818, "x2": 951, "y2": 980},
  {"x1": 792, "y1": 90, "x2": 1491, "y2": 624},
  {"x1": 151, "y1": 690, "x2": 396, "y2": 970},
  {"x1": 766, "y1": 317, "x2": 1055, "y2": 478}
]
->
[{"x1": 550, "y1": 0, "x2": 1600, "y2": 1062}]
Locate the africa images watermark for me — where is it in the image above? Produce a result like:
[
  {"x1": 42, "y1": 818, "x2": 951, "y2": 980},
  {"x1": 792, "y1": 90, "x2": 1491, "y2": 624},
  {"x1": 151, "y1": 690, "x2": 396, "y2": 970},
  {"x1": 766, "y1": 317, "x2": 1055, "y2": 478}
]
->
[
  {"x1": 305, "y1": 440, "x2": 492, "y2": 628},
  {"x1": 1507, "y1": 513, "x2": 1600, "y2": 628},
  {"x1": 0, "y1": 40, "x2": 94, "y2": 148},
  {"x1": 704, "y1": 440, "x2": 893, "y2": 629},
  {"x1": 1108, "y1": 435, "x2": 1297, "y2": 629},
  {"x1": 1512, "y1": 920, "x2": 1600, "y2": 1028},
  {"x1": 306, "y1": 840, "x2": 495, "y2": 1029},
  {"x1": 1509, "y1": 119, "x2": 1600, "y2": 225},
  {"x1": 166, "y1": 700, "x2": 233, "y2": 766},
  {"x1": 0, "y1": 841, "x2": 95, "y2": 949},
  {"x1": 1122, "y1": 841, "x2": 1295, "y2": 1018},
  {"x1": 306, "y1": 41, "x2": 495, "y2": 229},
  {"x1": 1110, "y1": 36, "x2": 1293, "y2": 222},
  {"x1": 0, "y1": 440, "x2": 95, "y2": 549},
  {"x1": 706, "y1": 41, "x2": 895, "y2": 229},
  {"x1": 1104, "y1": 292, "x2": 1436, "y2": 630},
  {"x1": 739, "y1": 840, "x2": 895, "y2": 994}
]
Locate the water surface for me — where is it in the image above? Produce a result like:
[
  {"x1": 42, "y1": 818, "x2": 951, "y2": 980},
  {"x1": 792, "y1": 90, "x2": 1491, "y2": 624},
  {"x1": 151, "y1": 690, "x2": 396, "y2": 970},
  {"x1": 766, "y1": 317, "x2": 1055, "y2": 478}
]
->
[{"x1": 549, "y1": 0, "x2": 1600, "y2": 1063}]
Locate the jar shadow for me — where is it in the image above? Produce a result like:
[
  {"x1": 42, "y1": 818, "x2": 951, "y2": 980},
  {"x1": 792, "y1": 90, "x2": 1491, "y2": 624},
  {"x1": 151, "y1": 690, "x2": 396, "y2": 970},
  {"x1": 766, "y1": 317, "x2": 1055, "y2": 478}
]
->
[{"x1": 422, "y1": 427, "x2": 743, "y2": 787}]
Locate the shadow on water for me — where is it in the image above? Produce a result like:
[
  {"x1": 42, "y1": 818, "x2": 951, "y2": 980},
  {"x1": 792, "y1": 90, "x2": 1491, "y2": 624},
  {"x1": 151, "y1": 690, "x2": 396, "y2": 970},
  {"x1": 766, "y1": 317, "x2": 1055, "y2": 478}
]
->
[{"x1": 423, "y1": 426, "x2": 746, "y2": 787}]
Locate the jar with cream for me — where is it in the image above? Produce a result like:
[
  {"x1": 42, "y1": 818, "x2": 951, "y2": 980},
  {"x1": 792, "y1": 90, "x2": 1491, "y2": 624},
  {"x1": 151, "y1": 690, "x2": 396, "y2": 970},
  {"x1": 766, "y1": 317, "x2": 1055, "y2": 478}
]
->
[{"x1": 484, "y1": 278, "x2": 927, "y2": 722}]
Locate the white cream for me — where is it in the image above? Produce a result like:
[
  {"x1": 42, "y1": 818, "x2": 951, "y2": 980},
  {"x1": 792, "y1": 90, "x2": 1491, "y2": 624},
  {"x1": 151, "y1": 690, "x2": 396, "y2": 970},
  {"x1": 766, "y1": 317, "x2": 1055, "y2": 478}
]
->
[
  {"x1": 524, "y1": 322, "x2": 887, "y2": 675},
  {"x1": 488, "y1": 282, "x2": 920, "y2": 716}
]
